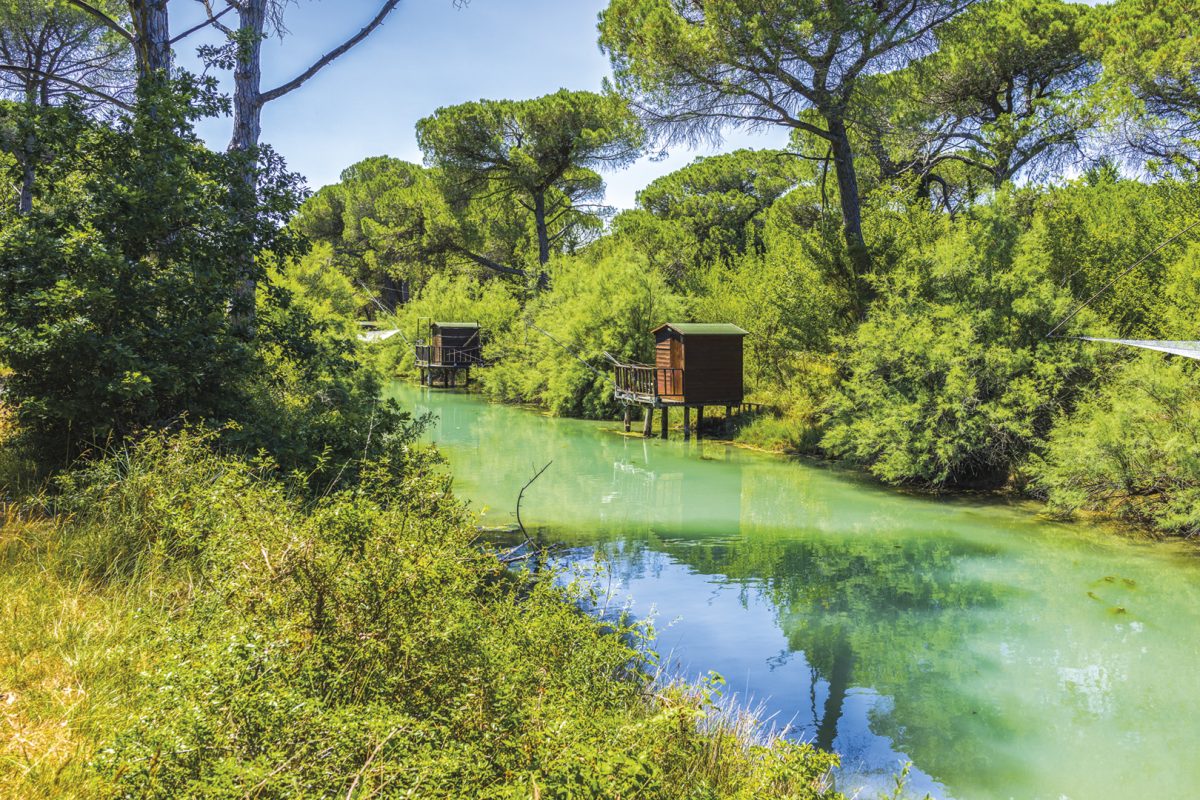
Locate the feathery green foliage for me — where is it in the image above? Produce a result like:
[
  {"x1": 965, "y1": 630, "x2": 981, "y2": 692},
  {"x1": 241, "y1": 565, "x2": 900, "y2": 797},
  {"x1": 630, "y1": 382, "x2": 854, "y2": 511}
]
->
[
  {"x1": 1034, "y1": 354, "x2": 1200, "y2": 535},
  {"x1": 822, "y1": 193, "x2": 1093, "y2": 488},
  {"x1": 485, "y1": 246, "x2": 688, "y2": 417}
]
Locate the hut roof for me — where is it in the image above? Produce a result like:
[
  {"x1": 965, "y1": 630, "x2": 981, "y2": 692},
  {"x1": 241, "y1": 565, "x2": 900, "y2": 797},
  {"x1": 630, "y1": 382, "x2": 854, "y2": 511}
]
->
[
  {"x1": 432, "y1": 321, "x2": 480, "y2": 329},
  {"x1": 652, "y1": 322, "x2": 748, "y2": 336}
]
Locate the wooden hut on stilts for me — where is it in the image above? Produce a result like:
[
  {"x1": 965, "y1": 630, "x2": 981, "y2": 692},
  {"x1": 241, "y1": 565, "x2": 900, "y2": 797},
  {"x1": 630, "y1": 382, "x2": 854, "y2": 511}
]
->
[
  {"x1": 613, "y1": 323, "x2": 754, "y2": 440},
  {"x1": 415, "y1": 321, "x2": 484, "y2": 388}
]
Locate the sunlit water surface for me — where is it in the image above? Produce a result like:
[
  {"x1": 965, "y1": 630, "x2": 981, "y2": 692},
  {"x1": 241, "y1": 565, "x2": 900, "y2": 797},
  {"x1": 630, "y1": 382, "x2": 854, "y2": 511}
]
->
[{"x1": 388, "y1": 384, "x2": 1200, "y2": 800}]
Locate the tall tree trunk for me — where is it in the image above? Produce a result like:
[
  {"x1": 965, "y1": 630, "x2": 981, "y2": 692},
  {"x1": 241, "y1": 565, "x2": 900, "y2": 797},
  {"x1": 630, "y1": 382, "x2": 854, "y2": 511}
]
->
[
  {"x1": 533, "y1": 190, "x2": 550, "y2": 266},
  {"x1": 217, "y1": 0, "x2": 408, "y2": 329},
  {"x1": 825, "y1": 114, "x2": 871, "y2": 317},
  {"x1": 814, "y1": 638, "x2": 855, "y2": 752},
  {"x1": 18, "y1": 88, "x2": 38, "y2": 215},
  {"x1": 992, "y1": 147, "x2": 1013, "y2": 190},
  {"x1": 228, "y1": 2, "x2": 267, "y2": 336},
  {"x1": 532, "y1": 190, "x2": 550, "y2": 288},
  {"x1": 131, "y1": 0, "x2": 171, "y2": 79},
  {"x1": 229, "y1": 3, "x2": 265, "y2": 153},
  {"x1": 18, "y1": 148, "x2": 34, "y2": 214}
]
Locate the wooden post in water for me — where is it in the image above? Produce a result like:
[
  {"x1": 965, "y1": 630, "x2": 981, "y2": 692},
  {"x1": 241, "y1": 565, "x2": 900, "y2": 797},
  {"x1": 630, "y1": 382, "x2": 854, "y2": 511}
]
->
[
  {"x1": 623, "y1": 406, "x2": 632, "y2": 433},
  {"x1": 660, "y1": 406, "x2": 669, "y2": 439},
  {"x1": 642, "y1": 406, "x2": 654, "y2": 438},
  {"x1": 683, "y1": 407, "x2": 692, "y2": 440}
]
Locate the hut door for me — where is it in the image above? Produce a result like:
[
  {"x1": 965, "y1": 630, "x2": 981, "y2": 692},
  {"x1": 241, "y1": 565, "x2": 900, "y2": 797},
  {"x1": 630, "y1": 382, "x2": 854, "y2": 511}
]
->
[
  {"x1": 432, "y1": 328, "x2": 443, "y2": 366},
  {"x1": 655, "y1": 337, "x2": 683, "y2": 399}
]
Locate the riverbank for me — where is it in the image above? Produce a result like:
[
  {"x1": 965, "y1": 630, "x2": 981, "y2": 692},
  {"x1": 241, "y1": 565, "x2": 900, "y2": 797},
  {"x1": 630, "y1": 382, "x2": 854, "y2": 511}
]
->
[
  {"x1": 386, "y1": 373, "x2": 1186, "y2": 543},
  {"x1": 0, "y1": 417, "x2": 844, "y2": 799},
  {"x1": 397, "y1": 382, "x2": 1200, "y2": 800}
]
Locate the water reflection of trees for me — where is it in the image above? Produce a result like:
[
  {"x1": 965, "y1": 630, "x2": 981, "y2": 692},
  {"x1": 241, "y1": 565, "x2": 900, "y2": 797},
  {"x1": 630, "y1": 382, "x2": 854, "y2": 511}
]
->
[
  {"x1": 562, "y1": 459, "x2": 1013, "y2": 788},
  {"x1": 669, "y1": 533, "x2": 1007, "y2": 773},
  {"x1": 400, "y1": 386, "x2": 1200, "y2": 799},
  {"x1": 542, "y1": 450, "x2": 1009, "y2": 787}
]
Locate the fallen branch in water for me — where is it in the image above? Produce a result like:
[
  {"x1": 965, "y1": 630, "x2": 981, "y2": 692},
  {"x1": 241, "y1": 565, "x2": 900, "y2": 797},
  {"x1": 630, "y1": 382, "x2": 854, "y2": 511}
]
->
[{"x1": 498, "y1": 460, "x2": 553, "y2": 565}]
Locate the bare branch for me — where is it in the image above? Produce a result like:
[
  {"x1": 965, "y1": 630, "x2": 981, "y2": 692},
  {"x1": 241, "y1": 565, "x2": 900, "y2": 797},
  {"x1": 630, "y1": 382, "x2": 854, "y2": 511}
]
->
[
  {"x1": 171, "y1": 4, "x2": 236, "y2": 44},
  {"x1": 259, "y1": 0, "x2": 402, "y2": 104},
  {"x1": 452, "y1": 246, "x2": 527, "y2": 278},
  {"x1": 515, "y1": 461, "x2": 552, "y2": 540},
  {"x1": 63, "y1": 0, "x2": 133, "y2": 43},
  {"x1": 0, "y1": 63, "x2": 133, "y2": 110}
]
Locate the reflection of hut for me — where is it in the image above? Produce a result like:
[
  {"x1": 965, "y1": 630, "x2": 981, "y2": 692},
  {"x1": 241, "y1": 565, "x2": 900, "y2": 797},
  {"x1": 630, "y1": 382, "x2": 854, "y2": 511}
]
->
[
  {"x1": 613, "y1": 322, "x2": 749, "y2": 439},
  {"x1": 415, "y1": 321, "x2": 483, "y2": 388}
]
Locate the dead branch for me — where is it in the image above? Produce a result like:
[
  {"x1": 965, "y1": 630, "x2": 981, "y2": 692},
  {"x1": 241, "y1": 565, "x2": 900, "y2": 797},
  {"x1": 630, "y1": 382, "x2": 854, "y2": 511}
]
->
[{"x1": 496, "y1": 460, "x2": 552, "y2": 565}]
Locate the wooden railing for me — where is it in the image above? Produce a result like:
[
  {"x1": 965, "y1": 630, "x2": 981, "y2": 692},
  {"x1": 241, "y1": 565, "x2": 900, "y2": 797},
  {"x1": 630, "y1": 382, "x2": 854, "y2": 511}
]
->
[
  {"x1": 414, "y1": 344, "x2": 484, "y2": 367},
  {"x1": 612, "y1": 363, "x2": 683, "y2": 404}
]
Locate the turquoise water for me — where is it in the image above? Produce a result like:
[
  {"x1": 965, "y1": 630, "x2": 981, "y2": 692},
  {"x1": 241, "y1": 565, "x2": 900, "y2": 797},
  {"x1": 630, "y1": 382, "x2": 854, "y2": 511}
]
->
[{"x1": 389, "y1": 384, "x2": 1200, "y2": 800}]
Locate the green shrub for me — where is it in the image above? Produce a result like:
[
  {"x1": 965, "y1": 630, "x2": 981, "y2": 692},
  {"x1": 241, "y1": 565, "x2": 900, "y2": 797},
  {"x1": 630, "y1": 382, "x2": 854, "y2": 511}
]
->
[
  {"x1": 733, "y1": 360, "x2": 836, "y2": 454},
  {"x1": 0, "y1": 401, "x2": 36, "y2": 497},
  {"x1": 0, "y1": 84, "x2": 282, "y2": 464},
  {"x1": 486, "y1": 246, "x2": 688, "y2": 418},
  {"x1": 1033, "y1": 354, "x2": 1200, "y2": 535},
  {"x1": 823, "y1": 192, "x2": 1094, "y2": 488},
  {"x1": 1015, "y1": 176, "x2": 1184, "y2": 336},
  {"x1": 695, "y1": 227, "x2": 843, "y2": 387},
  {"x1": 34, "y1": 430, "x2": 843, "y2": 799},
  {"x1": 0, "y1": 84, "x2": 416, "y2": 481}
]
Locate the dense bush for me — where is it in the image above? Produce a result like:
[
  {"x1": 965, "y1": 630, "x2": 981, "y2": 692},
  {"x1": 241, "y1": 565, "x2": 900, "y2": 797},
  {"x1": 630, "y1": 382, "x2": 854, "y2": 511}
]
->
[
  {"x1": 28, "y1": 430, "x2": 843, "y2": 799},
  {"x1": 0, "y1": 83, "x2": 270, "y2": 462},
  {"x1": 1016, "y1": 175, "x2": 1184, "y2": 336},
  {"x1": 0, "y1": 399, "x2": 34, "y2": 496},
  {"x1": 0, "y1": 82, "x2": 408, "y2": 480},
  {"x1": 823, "y1": 194, "x2": 1094, "y2": 488},
  {"x1": 485, "y1": 246, "x2": 688, "y2": 417},
  {"x1": 1034, "y1": 354, "x2": 1200, "y2": 534}
]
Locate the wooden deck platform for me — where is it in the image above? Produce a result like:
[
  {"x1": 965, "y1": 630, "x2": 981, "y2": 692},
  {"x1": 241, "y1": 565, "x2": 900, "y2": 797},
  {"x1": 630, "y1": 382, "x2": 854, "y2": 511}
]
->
[
  {"x1": 612, "y1": 362, "x2": 758, "y2": 441},
  {"x1": 415, "y1": 344, "x2": 485, "y2": 388}
]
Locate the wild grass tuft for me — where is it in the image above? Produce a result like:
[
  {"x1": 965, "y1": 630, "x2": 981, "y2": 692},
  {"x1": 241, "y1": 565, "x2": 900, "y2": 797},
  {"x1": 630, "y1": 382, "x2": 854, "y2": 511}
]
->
[{"x1": 1, "y1": 428, "x2": 843, "y2": 799}]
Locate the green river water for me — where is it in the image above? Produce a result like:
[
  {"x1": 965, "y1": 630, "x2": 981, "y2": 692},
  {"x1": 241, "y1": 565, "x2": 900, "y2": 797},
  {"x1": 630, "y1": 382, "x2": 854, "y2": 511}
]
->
[{"x1": 388, "y1": 383, "x2": 1200, "y2": 800}]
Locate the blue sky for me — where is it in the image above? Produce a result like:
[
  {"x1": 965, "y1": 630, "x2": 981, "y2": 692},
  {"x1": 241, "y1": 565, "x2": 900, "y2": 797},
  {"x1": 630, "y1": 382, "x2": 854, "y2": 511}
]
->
[
  {"x1": 174, "y1": 0, "x2": 1104, "y2": 208},
  {"x1": 173, "y1": 0, "x2": 789, "y2": 208}
]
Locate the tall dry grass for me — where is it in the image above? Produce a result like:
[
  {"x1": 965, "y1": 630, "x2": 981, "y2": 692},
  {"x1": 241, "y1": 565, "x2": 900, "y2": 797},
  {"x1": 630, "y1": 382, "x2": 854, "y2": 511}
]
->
[{"x1": 0, "y1": 508, "x2": 168, "y2": 798}]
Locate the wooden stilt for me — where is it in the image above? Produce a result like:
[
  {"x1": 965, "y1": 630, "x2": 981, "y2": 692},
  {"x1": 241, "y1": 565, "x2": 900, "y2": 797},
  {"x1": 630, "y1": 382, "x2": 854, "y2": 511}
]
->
[
  {"x1": 696, "y1": 406, "x2": 704, "y2": 440},
  {"x1": 683, "y1": 407, "x2": 692, "y2": 440},
  {"x1": 623, "y1": 406, "x2": 632, "y2": 432},
  {"x1": 660, "y1": 406, "x2": 669, "y2": 439},
  {"x1": 642, "y1": 406, "x2": 654, "y2": 438}
]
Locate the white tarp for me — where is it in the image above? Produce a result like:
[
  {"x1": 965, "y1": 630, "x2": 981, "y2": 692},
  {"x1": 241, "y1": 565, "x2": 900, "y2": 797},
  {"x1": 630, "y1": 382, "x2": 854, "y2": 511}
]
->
[
  {"x1": 358, "y1": 329, "x2": 401, "y2": 343},
  {"x1": 1079, "y1": 337, "x2": 1200, "y2": 361}
]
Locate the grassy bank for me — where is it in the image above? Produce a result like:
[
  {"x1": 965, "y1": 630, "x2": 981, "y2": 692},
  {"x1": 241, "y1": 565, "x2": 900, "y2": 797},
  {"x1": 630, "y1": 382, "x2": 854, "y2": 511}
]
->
[{"x1": 0, "y1": 418, "x2": 842, "y2": 799}]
